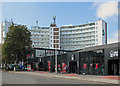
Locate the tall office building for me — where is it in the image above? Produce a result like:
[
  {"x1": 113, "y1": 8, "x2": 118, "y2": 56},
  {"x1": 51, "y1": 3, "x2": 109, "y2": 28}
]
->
[
  {"x1": 0, "y1": 18, "x2": 107, "y2": 51},
  {"x1": 60, "y1": 19, "x2": 107, "y2": 50},
  {"x1": 49, "y1": 16, "x2": 60, "y2": 49},
  {"x1": 0, "y1": 20, "x2": 12, "y2": 44},
  {"x1": 30, "y1": 17, "x2": 60, "y2": 49},
  {"x1": 30, "y1": 26, "x2": 50, "y2": 48}
]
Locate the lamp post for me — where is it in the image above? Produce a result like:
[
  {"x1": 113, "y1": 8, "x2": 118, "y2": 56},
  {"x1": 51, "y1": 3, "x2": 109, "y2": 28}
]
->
[{"x1": 55, "y1": 37, "x2": 57, "y2": 74}]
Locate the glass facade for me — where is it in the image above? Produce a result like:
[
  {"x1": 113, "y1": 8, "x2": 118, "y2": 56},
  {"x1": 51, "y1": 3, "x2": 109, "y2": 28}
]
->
[
  {"x1": 25, "y1": 42, "x2": 119, "y2": 75},
  {"x1": 79, "y1": 50, "x2": 104, "y2": 75}
]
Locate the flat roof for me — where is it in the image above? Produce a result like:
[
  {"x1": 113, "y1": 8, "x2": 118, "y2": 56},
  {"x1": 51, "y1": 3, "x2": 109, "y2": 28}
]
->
[
  {"x1": 27, "y1": 42, "x2": 119, "y2": 53},
  {"x1": 32, "y1": 48, "x2": 72, "y2": 52},
  {"x1": 72, "y1": 42, "x2": 119, "y2": 52}
]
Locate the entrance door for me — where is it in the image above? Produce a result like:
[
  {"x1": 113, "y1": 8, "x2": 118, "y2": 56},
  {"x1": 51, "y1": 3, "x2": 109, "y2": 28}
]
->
[
  {"x1": 38, "y1": 62, "x2": 43, "y2": 71},
  {"x1": 69, "y1": 61, "x2": 77, "y2": 73},
  {"x1": 108, "y1": 59, "x2": 119, "y2": 75}
]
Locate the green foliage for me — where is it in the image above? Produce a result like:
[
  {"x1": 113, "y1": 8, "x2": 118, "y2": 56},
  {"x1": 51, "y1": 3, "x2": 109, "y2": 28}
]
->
[{"x1": 2, "y1": 23, "x2": 32, "y2": 63}]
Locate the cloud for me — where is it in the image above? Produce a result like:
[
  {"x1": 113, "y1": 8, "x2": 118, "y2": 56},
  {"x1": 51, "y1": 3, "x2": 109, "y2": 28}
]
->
[
  {"x1": 107, "y1": 30, "x2": 120, "y2": 44},
  {"x1": 91, "y1": 2, "x2": 100, "y2": 9},
  {"x1": 94, "y1": 2, "x2": 118, "y2": 20}
]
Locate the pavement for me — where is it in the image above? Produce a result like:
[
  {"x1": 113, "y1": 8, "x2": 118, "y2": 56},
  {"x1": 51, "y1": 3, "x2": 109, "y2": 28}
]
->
[{"x1": 5, "y1": 70, "x2": 119, "y2": 84}]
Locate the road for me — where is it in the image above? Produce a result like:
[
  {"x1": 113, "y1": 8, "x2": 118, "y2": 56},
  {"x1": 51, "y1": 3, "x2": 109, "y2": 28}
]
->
[{"x1": 1, "y1": 71, "x2": 118, "y2": 86}]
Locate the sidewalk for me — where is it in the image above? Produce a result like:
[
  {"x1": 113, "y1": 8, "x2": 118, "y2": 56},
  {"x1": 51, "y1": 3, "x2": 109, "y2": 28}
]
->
[{"x1": 8, "y1": 71, "x2": 119, "y2": 84}]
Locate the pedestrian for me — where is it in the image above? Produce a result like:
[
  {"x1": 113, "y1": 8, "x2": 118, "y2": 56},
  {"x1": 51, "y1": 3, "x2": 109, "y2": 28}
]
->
[
  {"x1": 14, "y1": 67, "x2": 16, "y2": 71},
  {"x1": 83, "y1": 63, "x2": 87, "y2": 75},
  {"x1": 5, "y1": 64, "x2": 8, "y2": 72},
  {"x1": 95, "y1": 63, "x2": 98, "y2": 75},
  {"x1": 102, "y1": 67, "x2": 104, "y2": 75}
]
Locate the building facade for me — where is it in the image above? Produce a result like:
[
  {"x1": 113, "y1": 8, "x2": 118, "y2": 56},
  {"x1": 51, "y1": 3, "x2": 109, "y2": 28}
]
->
[
  {"x1": 30, "y1": 17, "x2": 60, "y2": 50},
  {"x1": 0, "y1": 18, "x2": 107, "y2": 51},
  {"x1": 30, "y1": 24, "x2": 60, "y2": 50},
  {"x1": 25, "y1": 42, "x2": 119, "y2": 75},
  {"x1": 60, "y1": 19, "x2": 107, "y2": 50},
  {"x1": 30, "y1": 19, "x2": 107, "y2": 50},
  {"x1": 68, "y1": 42, "x2": 119, "y2": 75},
  {"x1": 49, "y1": 23, "x2": 60, "y2": 49},
  {"x1": 30, "y1": 26, "x2": 50, "y2": 48},
  {"x1": 0, "y1": 20, "x2": 12, "y2": 44}
]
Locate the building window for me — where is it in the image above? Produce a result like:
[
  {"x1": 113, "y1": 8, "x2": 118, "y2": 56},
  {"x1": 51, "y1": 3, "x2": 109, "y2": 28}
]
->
[
  {"x1": 54, "y1": 36, "x2": 59, "y2": 39},
  {"x1": 54, "y1": 28, "x2": 59, "y2": 31},
  {"x1": 54, "y1": 40, "x2": 59, "y2": 43},
  {"x1": 54, "y1": 32, "x2": 59, "y2": 35},
  {"x1": 102, "y1": 29, "x2": 105, "y2": 36},
  {"x1": 54, "y1": 44, "x2": 59, "y2": 48}
]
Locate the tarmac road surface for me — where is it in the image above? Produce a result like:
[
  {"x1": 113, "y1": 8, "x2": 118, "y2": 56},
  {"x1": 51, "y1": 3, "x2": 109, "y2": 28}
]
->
[{"x1": 1, "y1": 71, "x2": 118, "y2": 86}]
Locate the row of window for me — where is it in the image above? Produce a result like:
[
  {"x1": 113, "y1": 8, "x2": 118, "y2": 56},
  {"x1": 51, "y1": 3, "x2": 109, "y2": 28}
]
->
[
  {"x1": 33, "y1": 45, "x2": 49, "y2": 48},
  {"x1": 61, "y1": 27, "x2": 95, "y2": 32},
  {"x1": 61, "y1": 31, "x2": 95, "y2": 35},
  {"x1": 32, "y1": 38, "x2": 49, "y2": 41},
  {"x1": 61, "y1": 34, "x2": 95, "y2": 39},
  {"x1": 60, "y1": 31, "x2": 95, "y2": 35},
  {"x1": 31, "y1": 30, "x2": 49, "y2": 34},
  {"x1": 61, "y1": 23, "x2": 95, "y2": 29},
  {"x1": 33, "y1": 42, "x2": 49, "y2": 44},
  {"x1": 31, "y1": 34, "x2": 49, "y2": 37},
  {"x1": 61, "y1": 36, "x2": 95, "y2": 40},
  {"x1": 61, "y1": 40, "x2": 95, "y2": 44}
]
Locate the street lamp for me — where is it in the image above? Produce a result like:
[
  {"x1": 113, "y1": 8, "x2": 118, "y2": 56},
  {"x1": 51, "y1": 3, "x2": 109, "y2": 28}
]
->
[{"x1": 55, "y1": 36, "x2": 57, "y2": 74}]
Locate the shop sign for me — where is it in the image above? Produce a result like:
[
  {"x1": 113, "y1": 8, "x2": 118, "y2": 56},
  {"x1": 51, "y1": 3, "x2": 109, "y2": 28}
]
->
[{"x1": 110, "y1": 51, "x2": 118, "y2": 57}]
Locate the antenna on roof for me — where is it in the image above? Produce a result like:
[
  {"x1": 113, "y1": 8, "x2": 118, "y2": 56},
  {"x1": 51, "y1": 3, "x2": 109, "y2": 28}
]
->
[
  {"x1": 4, "y1": 18, "x2": 7, "y2": 22},
  {"x1": 10, "y1": 19, "x2": 14, "y2": 25},
  {"x1": 36, "y1": 20, "x2": 38, "y2": 26},
  {"x1": 11, "y1": 19, "x2": 13, "y2": 23},
  {"x1": 53, "y1": 16, "x2": 56, "y2": 23},
  {"x1": 99, "y1": 18, "x2": 101, "y2": 20}
]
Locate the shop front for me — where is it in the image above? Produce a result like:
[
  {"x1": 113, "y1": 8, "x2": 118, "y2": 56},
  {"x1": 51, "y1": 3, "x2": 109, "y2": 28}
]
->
[
  {"x1": 25, "y1": 43, "x2": 119, "y2": 75},
  {"x1": 67, "y1": 53, "x2": 79, "y2": 74},
  {"x1": 108, "y1": 59, "x2": 119, "y2": 75},
  {"x1": 104, "y1": 43, "x2": 119, "y2": 75},
  {"x1": 79, "y1": 50, "x2": 104, "y2": 75},
  {"x1": 68, "y1": 42, "x2": 119, "y2": 75}
]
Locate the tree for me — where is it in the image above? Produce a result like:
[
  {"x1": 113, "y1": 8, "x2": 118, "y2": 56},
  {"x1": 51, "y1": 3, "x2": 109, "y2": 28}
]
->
[{"x1": 2, "y1": 23, "x2": 32, "y2": 63}]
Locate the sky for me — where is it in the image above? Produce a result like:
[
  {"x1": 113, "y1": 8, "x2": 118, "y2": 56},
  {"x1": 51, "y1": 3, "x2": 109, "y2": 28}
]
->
[{"x1": 1, "y1": 1, "x2": 119, "y2": 44}]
